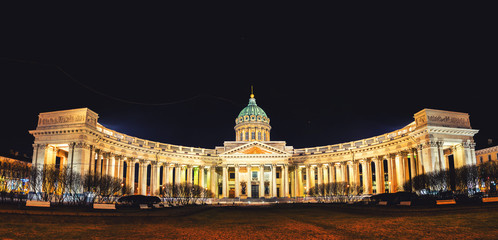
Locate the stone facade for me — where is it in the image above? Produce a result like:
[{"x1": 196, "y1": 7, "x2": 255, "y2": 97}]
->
[{"x1": 29, "y1": 101, "x2": 479, "y2": 198}]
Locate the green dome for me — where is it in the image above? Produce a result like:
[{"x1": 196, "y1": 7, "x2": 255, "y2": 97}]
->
[{"x1": 236, "y1": 97, "x2": 270, "y2": 124}]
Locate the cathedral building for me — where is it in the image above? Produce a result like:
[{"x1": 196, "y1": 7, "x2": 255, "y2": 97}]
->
[{"x1": 29, "y1": 91, "x2": 479, "y2": 198}]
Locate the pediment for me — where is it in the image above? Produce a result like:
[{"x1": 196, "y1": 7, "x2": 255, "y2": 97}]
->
[{"x1": 221, "y1": 141, "x2": 290, "y2": 156}]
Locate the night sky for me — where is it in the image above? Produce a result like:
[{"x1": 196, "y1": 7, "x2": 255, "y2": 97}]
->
[{"x1": 1, "y1": 5, "x2": 496, "y2": 157}]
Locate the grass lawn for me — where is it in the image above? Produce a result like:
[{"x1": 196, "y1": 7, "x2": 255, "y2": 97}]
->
[{"x1": 0, "y1": 204, "x2": 497, "y2": 239}]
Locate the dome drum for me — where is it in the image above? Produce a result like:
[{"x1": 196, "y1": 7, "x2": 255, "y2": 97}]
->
[{"x1": 235, "y1": 94, "x2": 271, "y2": 142}]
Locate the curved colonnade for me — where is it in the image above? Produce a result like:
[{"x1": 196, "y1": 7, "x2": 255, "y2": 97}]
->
[{"x1": 30, "y1": 107, "x2": 479, "y2": 198}]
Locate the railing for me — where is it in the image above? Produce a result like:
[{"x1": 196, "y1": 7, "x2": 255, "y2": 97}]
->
[
  {"x1": 294, "y1": 121, "x2": 417, "y2": 155},
  {"x1": 96, "y1": 123, "x2": 215, "y2": 156}
]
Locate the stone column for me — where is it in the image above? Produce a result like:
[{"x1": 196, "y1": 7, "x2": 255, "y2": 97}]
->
[
  {"x1": 96, "y1": 150, "x2": 103, "y2": 177},
  {"x1": 174, "y1": 164, "x2": 181, "y2": 185},
  {"x1": 342, "y1": 163, "x2": 348, "y2": 183},
  {"x1": 384, "y1": 155, "x2": 392, "y2": 193},
  {"x1": 129, "y1": 160, "x2": 135, "y2": 194},
  {"x1": 388, "y1": 155, "x2": 396, "y2": 192},
  {"x1": 437, "y1": 141, "x2": 445, "y2": 170},
  {"x1": 395, "y1": 153, "x2": 405, "y2": 191},
  {"x1": 139, "y1": 161, "x2": 147, "y2": 195},
  {"x1": 310, "y1": 166, "x2": 316, "y2": 189},
  {"x1": 409, "y1": 151, "x2": 417, "y2": 180},
  {"x1": 427, "y1": 141, "x2": 440, "y2": 172},
  {"x1": 305, "y1": 165, "x2": 311, "y2": 195},
  {"x1": 348, "y1": 162, "x2": 354, "y2": 185},
  {"x1": 463, "y1": 141, "x2": 474, "y2": 167},
  {"x1": 235, "y1": 165, "x2": 240, "y2": 198},
  {"x1": 102, "y1": 153, "x2": 108, "y2": 177},
  {"x1": 296, "y1": 166, "x2": 303, "y2": 197},
  {"x1": 87, "y1": 146, "x2": 94, "y2": 176},
  {"x1": 317, "y1": 164, "x2": 323, "y2": 186},
  {"x1": 259, "y1": 165, "x2": 265, "y2": 198},
  {"x1": 272, "y1": 164, "x2": 277, "y2": 197},
  {"x1": 374, "y1": 158, "x2": 384, "y2": 194},
  {"x1": 361, "y1": 161, "x2": 370, "y2": 194},
  {"x1": 469, "y1": 142, "x2": 477, "y2": 166},
  {"x1": 353, "y1": 161, "x2": 360, "y2": 189},
  {"x1": 115, "y1": 156, "x2": 121, "y2": 179},
  {"x1": 410, "y1": 149, "x2": 418, "y2": 178},
  {"x1": 283, "y1": 164, "x2": 289, "y2": 197},
  {"x1": 163, "y1": 163, "x2": 170, "y2": 186},
  {"x1": 246, "y1": 165, "x2": 252, "y2": 198},
  {"x1": 210, "y1": 166, "x2": 217, "y2": 197},
  {"x1": 416, "y1": 145, "x2": 425, "y2": 175},
  {"x1": 222, "y1": 165, "x2": 228, "y2": 198},
  {"x1": 186, "y1": 165, "x2": 193, "y2": 184},
  {"x1": 151, "y1": 162, "x2": 158, "y2": 195},
  {"x1": 335, "y1": 164, "x2": 342, "y2": 182},
  {"x1": 199, "y1": 166, "x2": 204, "y2": 188},
  {"x1": 329, "y1": 164, "x2": 335, "y2": 183}
]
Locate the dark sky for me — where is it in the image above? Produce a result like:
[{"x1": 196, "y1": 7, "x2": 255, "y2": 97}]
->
[{"x1": 1, "y1": 5, "x2": 497, "y2": 157}]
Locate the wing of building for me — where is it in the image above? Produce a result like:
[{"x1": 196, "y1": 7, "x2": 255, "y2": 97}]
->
[{"x1": 29, "y1": 92, "x2": 479, "y2": 198}]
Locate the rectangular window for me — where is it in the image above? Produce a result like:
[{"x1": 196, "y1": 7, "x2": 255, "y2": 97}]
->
[
  {"x1": 489, "y1": 155, "x2": 492, "y2": 162},
  {"x1": 252, "y1": 171, "x2": 258, "y2": 181},
  {"x1": 245, "y1": 132, "x2": 249, "y2": 141},
  {"x1": 276, "y1": 172, "x2": 280, "y2": 178},
  {"x1": 251, "y1": 132, "x2": 255, "y2": 140},
  {"x1": 55, "y1": 156, "x2": 61, "y2": 169},
  {"x1": 258, "y1": 132, "x2": 262, "y2": 140},
  {"x1": 230, "y1": 172, "x2": 235, "y2": 179}
]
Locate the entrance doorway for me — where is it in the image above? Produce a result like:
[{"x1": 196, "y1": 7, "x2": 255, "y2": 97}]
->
[
  {"x1": 229, "y1": 188, "x2": 235, "y2": 198},
  {"x1": 251, "y1": 185, "x2": 259, "y2": 198},
  {"x1": 448, "y1": 155, "x2": 456, "y2": 191}
]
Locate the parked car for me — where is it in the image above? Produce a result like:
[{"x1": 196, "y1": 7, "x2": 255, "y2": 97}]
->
[{"x1": 116, "y1": 195, "x2": 161, "y2": 209}]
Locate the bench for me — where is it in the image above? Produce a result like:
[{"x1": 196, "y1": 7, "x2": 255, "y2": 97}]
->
[
  {"x1": 93, "y1": 203, "x2": 116, "y2": 210},
  {"x1": 436, "y1": 199, "x2": 456, "y2": 205},
  {"x1": 25, "y1": 200, "x2": 50, "y2": 208},
  {"x1": 482, "y1": 197, "x2": 498, "y2": 203},
  {"x1": 378, "y1": 201, "x2": 388, "y2": 206},
  {"x1": 399, "y1": 201, "x2": 411, "y2": 206}
]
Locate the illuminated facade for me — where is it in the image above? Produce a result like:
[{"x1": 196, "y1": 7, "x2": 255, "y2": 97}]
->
[
  {"x1": 475, "y1": 146, "x2": 498, "y2": 165},
  {"x1": 29, "y1": 92, "x2": 479, "y2": 198}
]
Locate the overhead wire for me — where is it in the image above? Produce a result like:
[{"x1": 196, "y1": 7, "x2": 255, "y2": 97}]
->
[{"x1": 2, "y1": 57, "x2": 242, "y2": 107}]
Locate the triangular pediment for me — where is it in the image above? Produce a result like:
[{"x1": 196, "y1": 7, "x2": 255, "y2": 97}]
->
[{"x1": 220, "y1": 141, "x2": 290, "y2": 156}]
